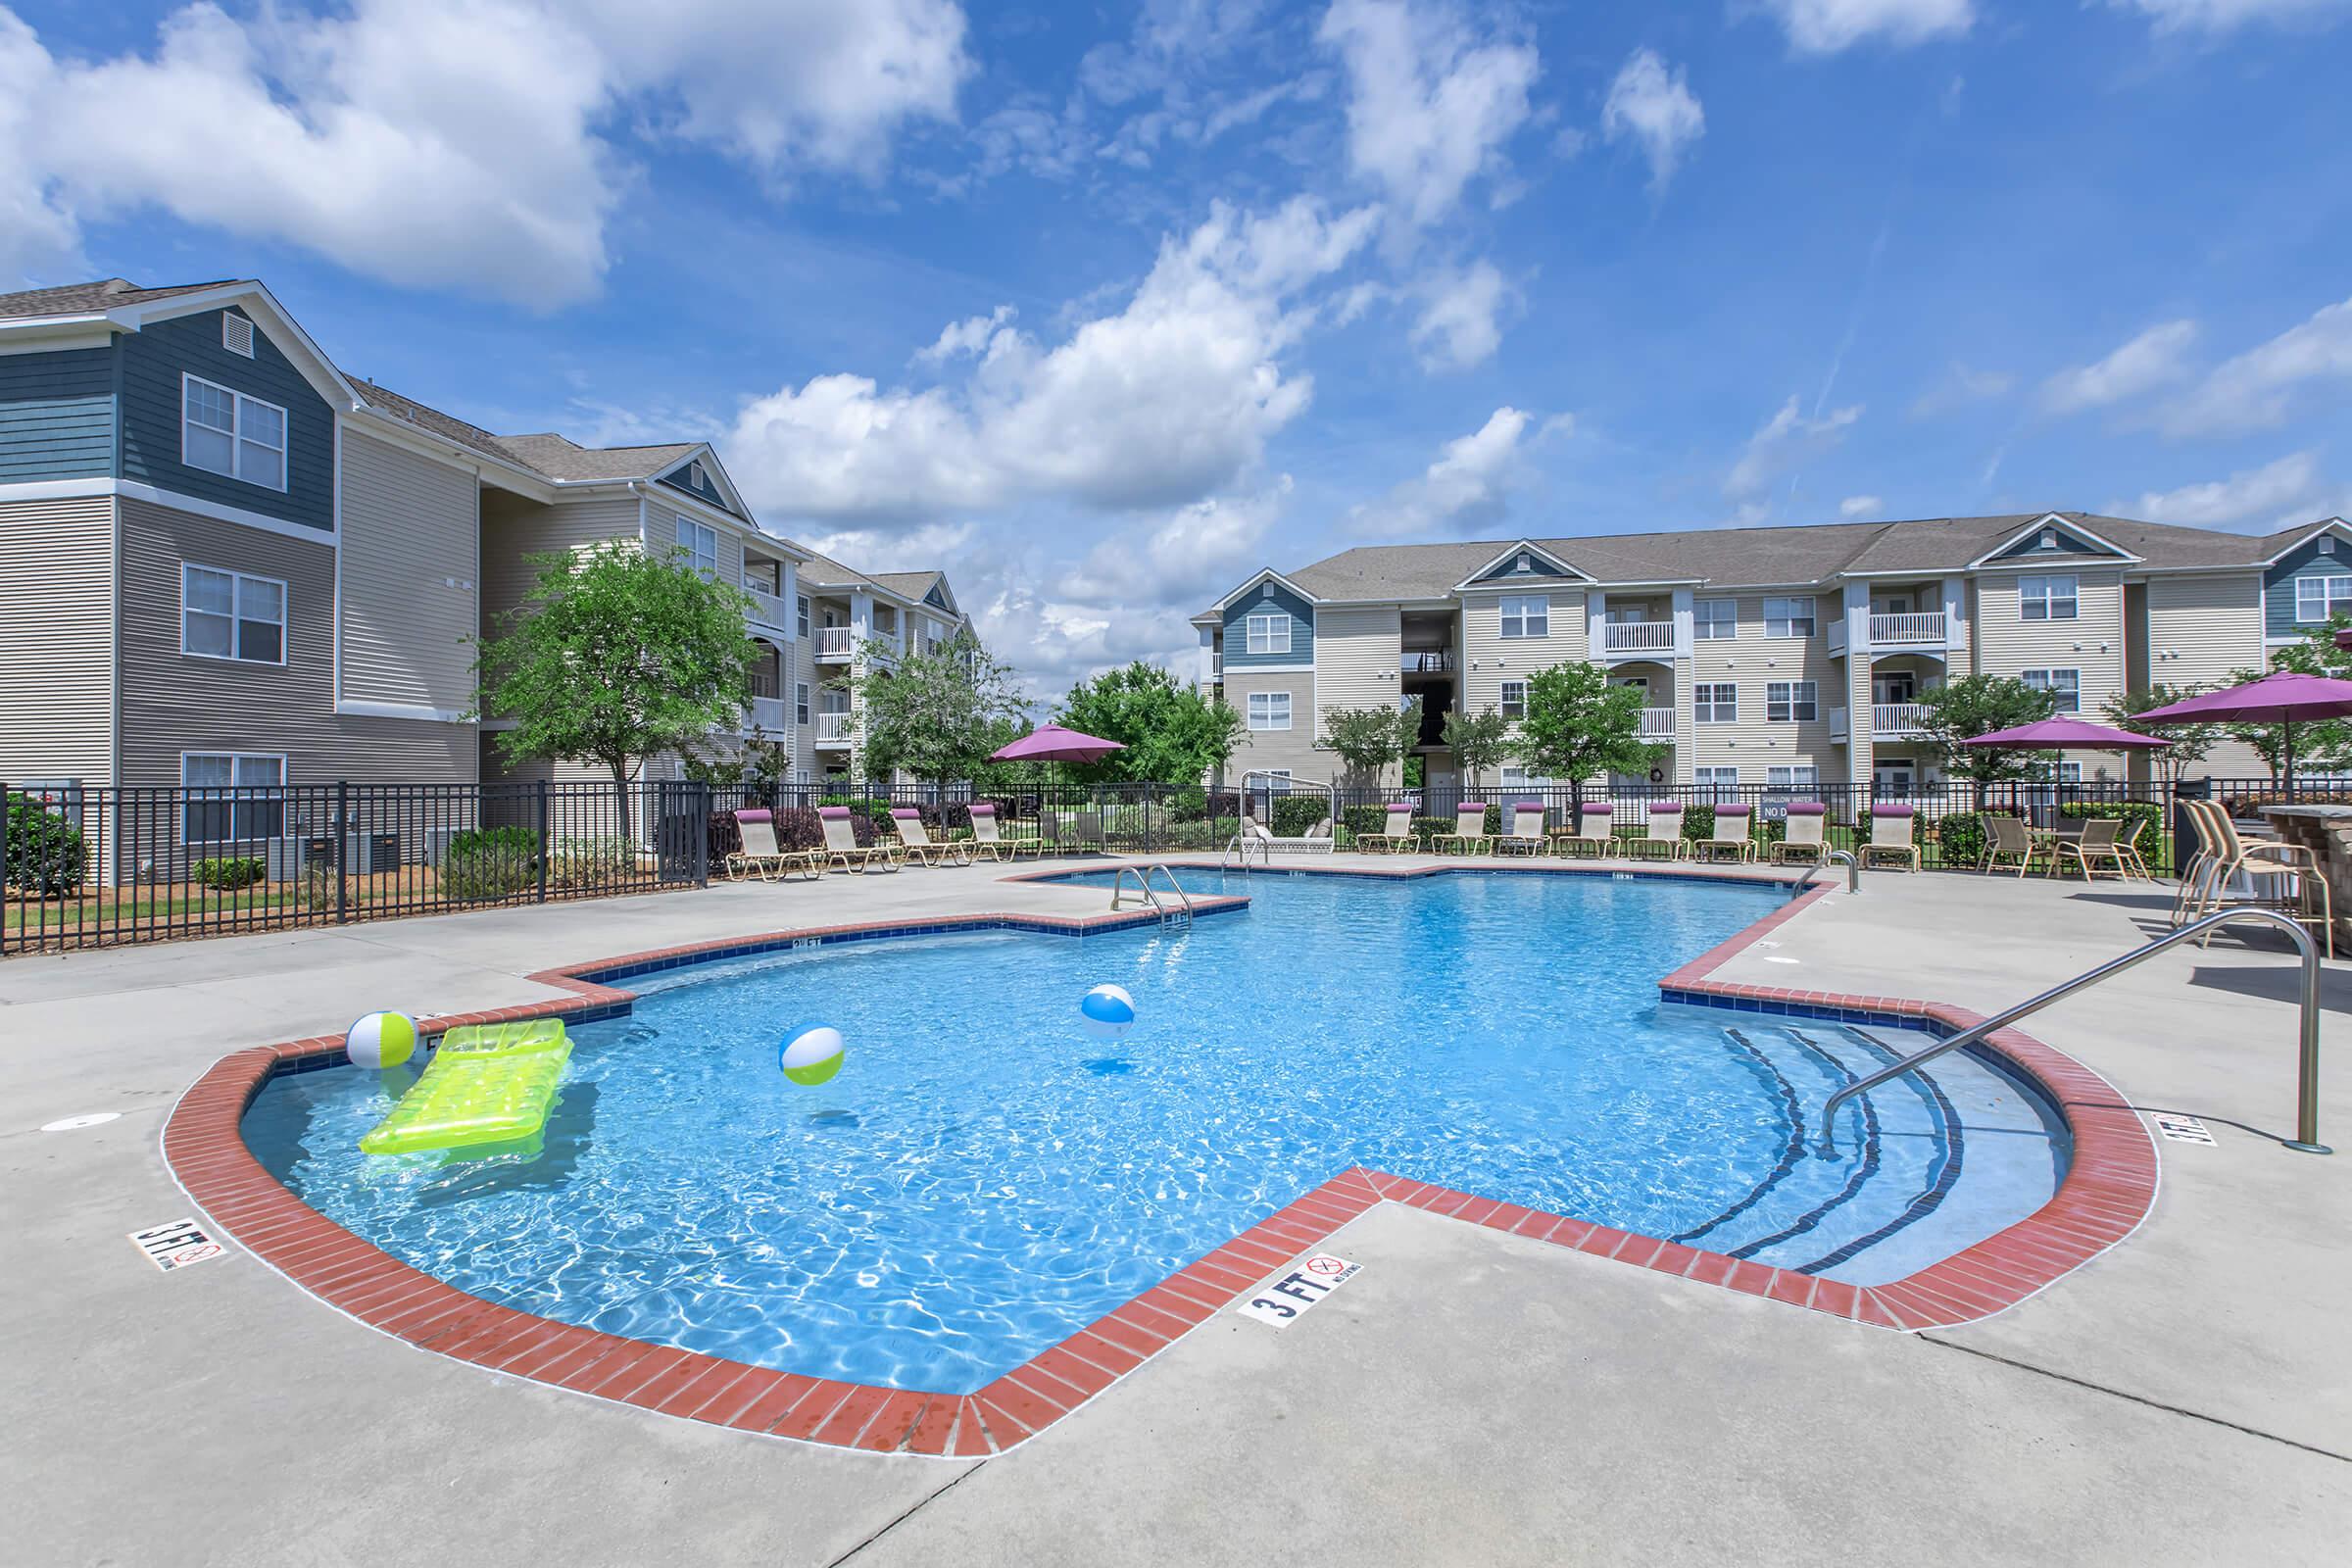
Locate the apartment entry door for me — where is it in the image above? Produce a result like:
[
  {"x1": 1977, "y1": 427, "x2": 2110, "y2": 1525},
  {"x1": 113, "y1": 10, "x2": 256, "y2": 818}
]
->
[
  {"x1": 1873, "y1": 672, "x2": 1916, "y2": 706},
  {"x1": 1873, "y1": 761, "x2": 1916, "y2": 797}
]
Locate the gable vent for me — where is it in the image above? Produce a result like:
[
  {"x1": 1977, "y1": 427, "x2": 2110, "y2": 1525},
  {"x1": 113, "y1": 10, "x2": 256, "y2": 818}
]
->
[
  {"x1": 1261, "y1": 583, "x2": 1275, "y2": 600},
  {"x1": 2323, "y1": 536, "x2": 2337, "y2": 557},
  {"x1": 2040, "y1": 528, "x2": 2058, "y2": 549},
  {"x1": 689, "y1": 461, "x2": 707, "y2": 490},
  {"x1": 1517, "y1": 554, "x2": 1532, "y2": 572},
  {"x1": 221, "y1": 314, "x2": 255, "y2": 358}
]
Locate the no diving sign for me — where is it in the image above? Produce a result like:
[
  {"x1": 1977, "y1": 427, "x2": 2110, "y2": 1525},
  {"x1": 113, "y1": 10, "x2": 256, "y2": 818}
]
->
[
  {"x1": 129, "y1": 1218, "x2": 229, "y2": 1273},
  {"x1": 1235, "y1": 1253, "x2": 1361, "y2": 1327}
]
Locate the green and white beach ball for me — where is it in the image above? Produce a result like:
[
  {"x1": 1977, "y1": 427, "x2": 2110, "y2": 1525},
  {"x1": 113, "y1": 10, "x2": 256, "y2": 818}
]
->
[
  {"x1": 346, "y1": 1010, "x2": 418, "y2": 1071},
  {"x1": 780, "y1": 1022, "x2": 847, "y2": 1087}
]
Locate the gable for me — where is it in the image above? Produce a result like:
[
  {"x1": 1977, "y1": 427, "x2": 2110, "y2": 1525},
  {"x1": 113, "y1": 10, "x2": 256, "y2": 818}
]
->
[
  {"x1": 924, "y1": 580, "x2": 953, "y2": 612},
  {"x1": 116, "y1": 305, "x2": 335, "y2": 533},
  {"x1": 655, "y1": 451, "x2": 741, "y2": 516},
  {"x1": 1987, "y1": 519, "x2": 2123, "y2": 564},
  {"x1": 2264, "y1": 526, "x2": 2352, "y2": 639},
  {"x1": 1221, "y1": 578, "x2": 1315, "y2": 666},
  {"x1": 1468, "y1": 543, "x2": 1584, "y2": 586}
]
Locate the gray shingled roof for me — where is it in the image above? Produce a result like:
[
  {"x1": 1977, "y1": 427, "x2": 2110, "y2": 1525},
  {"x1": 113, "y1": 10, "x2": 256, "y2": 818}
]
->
[
  {"x1": 495, "y1": 433, "x2": 703, "y2": 482},
  {"x1": 0, "y1": 276, "x2": 242, "y2": 319},
  {"x1": 871, "y1": 569, "x2": 945, "y2": 602},
  {"x1": 352, "y1": 379, "x2": 521, "y2": 468}
]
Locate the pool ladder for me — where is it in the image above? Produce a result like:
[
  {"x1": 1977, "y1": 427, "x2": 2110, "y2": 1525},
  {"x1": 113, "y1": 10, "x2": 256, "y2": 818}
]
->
[{"x1": 1111, "y1": 862, "x2": 1196, "y2": 928}]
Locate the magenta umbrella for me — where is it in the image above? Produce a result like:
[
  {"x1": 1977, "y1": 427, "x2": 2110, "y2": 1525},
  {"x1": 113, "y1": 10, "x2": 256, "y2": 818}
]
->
[
  {"x1": 1961, "y1": 714, "x2": 2170, "y2": 794},
  {"x1": 2137, "y1": 670, "x2": 2352, "y2": 798},
  {"x1": 989, "y1": 723, "x2": 1126, "y2": 764}
]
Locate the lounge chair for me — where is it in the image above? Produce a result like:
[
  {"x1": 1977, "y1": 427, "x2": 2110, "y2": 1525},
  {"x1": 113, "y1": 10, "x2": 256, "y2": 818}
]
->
[
  {"x1": 1355, "y1": 803, "x2": 1422, "y2": 855},
  {"x1": 2055, "y1": 816, "x2": 2132, "y2": 882},
  {"x1": 1552, "y1": 801, "x2": 1618, "y2": 858},
  {"x1": 1859, "y1": 804, "x2": 1920, "y2": 871},
  {"x1": 886, "y1": 808, "x2": 971, "y2": 867},
  {"x1": 1428, "y1": 802, "x2": 1493, "y2": 856},
  {"x1": 817, "y1": 806, "x2": 900, "y2": 873},
  {"x1": 1691, "y1": 803, "x2": 1756, "y2": 862},
  {"x1": 1244, "y1": 815, "x2": 1337, "y2": 855},
  {"x1": 1497, "y1": 801, "x2": 1550, "y2": 857},
  {"x1": 1632, "y1": 802, "x2": 1687, "y2": 859},
  {"x1": 1981, "y1": 815, "x2": 2039, "y2": 876},
  {"x1": 965, "y1": 803, "x2": 1040, "y2": 861},
  {"x1": 1770, "y1": 802, "x2": 1827, "y2": 865},
  {"x1": 723, "y1": 809, "x2": 822, "y2": 882}
]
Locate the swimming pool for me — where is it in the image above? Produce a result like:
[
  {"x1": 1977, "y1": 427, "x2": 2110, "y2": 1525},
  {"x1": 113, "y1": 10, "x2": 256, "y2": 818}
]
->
[{"x1": 243, "y1": 868, "x2": 2067, "y2": 1396}]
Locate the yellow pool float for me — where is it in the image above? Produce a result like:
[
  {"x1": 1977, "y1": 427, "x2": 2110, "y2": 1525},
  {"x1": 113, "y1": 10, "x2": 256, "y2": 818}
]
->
[{"x1": 359, "y1": 1018, "x2": 571, "y2": 1156}]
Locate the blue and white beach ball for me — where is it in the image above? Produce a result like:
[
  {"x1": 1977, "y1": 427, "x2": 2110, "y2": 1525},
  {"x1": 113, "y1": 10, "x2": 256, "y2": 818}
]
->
[
  {"x1": 780, "y1": 1022, "x2": 847, "y2": 1087},
  {"x1": 1079, "y1": 984, "x2": 1137, "y2": 1042},
  {"x1": 346, "y1": 1010, "x2": 418, "y2": 1071}
]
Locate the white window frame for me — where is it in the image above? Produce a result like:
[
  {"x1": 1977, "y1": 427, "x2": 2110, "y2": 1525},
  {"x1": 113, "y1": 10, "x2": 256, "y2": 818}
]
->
[
  {"x1": 1693, "y1": 766, "x2": 1739, "y2": 801},
  {"x1": 1499, "y1": 679, "x2": 1527, "y2": 720},
  {"x1": 1694, "y1": 682, "x2": 1738, "y2": 724},
  {"x1": 179, "y1": 563, "x2": 287, "y2": 666},
  {"x1": 180, "y1": 372, "x2": 287, "y2": 492},
  {"x1": 2294, "y1": 573, "x2": 2352, "y2": 623},
  {"x1": 2018, "y1": 573, "x2": 2079, "y2": 621},
  {"x1": 795, "y1": 594, "x2": 810, "y2": 639},
  {"x1": 178, "y1": 752, "x2": 288, "y2": 845},
  {"x1": 1693, "y1": 598, "x2": 1737, "y2": 641},
  {"x1": 1498, "y1": 595, "x2": 1550, "y2": 639},
  {"x1": 2022, "y1": 668, "x2": 2082, "y2": 713},
  {"x1": 1245, "y1": 612, "x2": 1292, "y2": 657},
  {"x1": 1767, "y1": 765, "x2": 1819, "y2": 791},
  {"x1": 1248, "y1": 691, "x2": 1293, "y2": 730},
  {"x1": 1766, "y1": 680, "x2": 1818, "y2": 722},
  {"x1": 1498, "y1": 765, "x2": 1553, "y2": 789},
  {"x1": 1763, "y1": 596, "x2": 1816, "y2": 638},
  {"x1": 674, "y1": 514, "x2": 718, "y2": 577},
  {"x1": 794, "y1": 681, "x2": 810, "y2": 726}
]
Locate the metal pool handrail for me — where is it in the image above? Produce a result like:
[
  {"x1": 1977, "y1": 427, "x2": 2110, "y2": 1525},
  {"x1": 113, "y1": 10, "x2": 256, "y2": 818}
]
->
[
  {"x1": 1790, "y1": 850, "x2": 1860, "y2": 900},
  {"x1": 1110, "y1": 862, "x2": 1196, "y2": 927},
  {"x1": 1816, "y1": 908, "x2": 2328, "y2": 1157}
]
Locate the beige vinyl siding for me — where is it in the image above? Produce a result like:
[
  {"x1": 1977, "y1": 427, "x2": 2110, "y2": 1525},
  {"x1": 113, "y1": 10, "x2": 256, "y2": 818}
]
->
[
  {"x1": 338, "y1": 427, "x2": 478, "y2": 712},
  {"x1": 0, "y1": 494, "x2": 115, "y2": 781},
  {"x1": 1462, "y1": 587, "x2": 1587, "y2": 723},
  {"x1": 480, "y1": 491, "x2": 643, "y2": 633},
  {"x1": 1222, "y1": 667, "x2": 1321, "y2": 781},
  {"x1": 115, "y1": 496, "x2": 474, "y2": 788},
  {"x1": 1687, "y1": 594, "x2": 1840, "y2": 783},
  {"x1": 1313, "y1": 603, "x2": 1400, "y2": 730},
  {"x1": 1974, "y1": 567, "x2": 2127, "y2": 715},
  {"x1": 2146, "y1": 573, "x2": 2270, "y2": 778},
  {"x1": 650, "y1": 498, "x2": 744, "y2": 588}
]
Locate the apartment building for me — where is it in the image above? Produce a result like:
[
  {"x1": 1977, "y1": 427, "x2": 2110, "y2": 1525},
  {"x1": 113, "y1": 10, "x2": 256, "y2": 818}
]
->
[
  {"x1": 0, "y1": 277, "x2": 962, "y2": 802},
  {"x1": 1195, "y1": 512, "x2": 2347, "y2": 795}
]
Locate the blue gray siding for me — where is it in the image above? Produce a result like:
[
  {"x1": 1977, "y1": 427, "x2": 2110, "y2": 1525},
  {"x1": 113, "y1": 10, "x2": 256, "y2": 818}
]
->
[
  {"x1": 117, "y1": 307, "x2": 334, "y2": 532},
  {"x1": 1470, "y1": 549, "x2": 1579, "y2": 586},
  {"x1": 2263, "y1": 531, "x2": 2352, "y2": 639},
  {"x1": 1221, "y1": 579, "x2": 1315, "y2": 667},
  {"x1": 1990, "y1": 523, "x2": 2115, "y2": 562},
  {"x1": 656, "y1": 458, "x2": 736, "y2": 515},
  {"x1": 0, "y1": 347, "x2": 115, "y2": 482}
]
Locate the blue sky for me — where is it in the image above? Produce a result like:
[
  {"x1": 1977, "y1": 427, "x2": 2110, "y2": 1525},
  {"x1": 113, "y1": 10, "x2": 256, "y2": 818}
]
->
[{"x1": 4, "y1": 0, "x2": 2349, "y2": 691}]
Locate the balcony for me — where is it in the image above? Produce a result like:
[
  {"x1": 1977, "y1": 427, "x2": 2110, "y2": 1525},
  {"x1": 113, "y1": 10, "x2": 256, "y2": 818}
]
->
[
  {"x1": 814, "y1": 710, "x2": 854, "y2": 747},
  {"x1": 1602, "y1": 621, "x2": 1675, "y2": 655},
  {"x1": 748, "y1": 695, "x2": 788, "y2": 733},
  {"x1": 1831, "y1": 706, "x2": 1850, "y2": 742},
  {"x1": 1870, "y1": 612, "x2": 1947, "y2": 648},
  {"x1": 1874, "y1": 702, "x2": 1932, "y2": 737},
  {"x1": 744, "y1": 584, "x2": 788, "y2": 630},
  {"x1": 1640, "y1": 707, "x2": 1676, "y2": 739},
  {"x1": 1402, "y1": 649, "x2": 1455, "y2": 674},
  {"x1": 814, "y1": 626, "x2": 854, "y2": 662}
]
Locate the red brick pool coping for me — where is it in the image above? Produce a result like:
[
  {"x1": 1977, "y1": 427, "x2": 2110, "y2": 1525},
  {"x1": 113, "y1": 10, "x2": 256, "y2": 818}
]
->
[{"x1": 164, "y1": 871, "x2": 2158, "y2": 1458}]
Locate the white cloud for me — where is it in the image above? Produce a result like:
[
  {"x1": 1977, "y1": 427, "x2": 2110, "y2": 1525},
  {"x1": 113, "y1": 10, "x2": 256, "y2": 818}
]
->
[
  {"x1": 1602, "y1": 49, "x2": 1704, "y2": 192},
  {"x1": 2161, "y1": 295, "x2": 2352, "y2": 436},
  {"x1": 725, "y1": 198, "x2": 1377, "y2": 524},
  {"x1": 1349, "y1": 407, "x2": 1550, "y2": 537},
  {"x1": 2101, "y1": 0, "x2": 2351, "y2": 34},
  {"x1": 0, "y1": 1, "x2": 967, "y2": 302},
  {"x1": 1725, "y1": 396, "x2": 1861, "y2": 500},
  {"x1": 1909, "y1": 361, "x2": 2015, "y2": 416},
  {"x1": 1319, "y1": 0, "x2": 1540, "y2": 229},
  {"x1": 1409, "y1": 262, "x2": 1512, "y2": 370},
  {"x1": 2120, "y1": 451, "x2": 2347, "y2": 530},
  {"x1": 1056, "y1": 479, "x2": 1293, "y2": 604},
  {"x1": 915, "y1": 305, "x2": 1016, "y2": 366},
  {"x1": 2038, "y1": 319, "x2": 2198, "y2": 415},
  {"x1": 1840, "y1": 494, "x2": 1885, "y2": 517},
  {"x1": 1753, "y1": 0, "x2": 1975, "y2": 53}
]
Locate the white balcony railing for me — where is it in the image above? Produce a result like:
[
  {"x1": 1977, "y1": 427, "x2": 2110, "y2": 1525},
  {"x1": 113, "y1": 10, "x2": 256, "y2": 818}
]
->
[
  {"x1": 814, "y1": 710, "x2": 854, "y2": 745},
  {"x1": 1602, "y1": 620, "x2": 1675, "y2": 654},
  {"x1": 748, "y1": 696, "x2": 788, "y2": 733},
  {"x1": 814, "y1": 626, "x2": 854, "y2": 661},
  {"x1": 1868, "y1": 612, "x2": 1947, "y2": 647},
  {"x1": 1640, "y1": 707, "x2": 1676, "y2": 739},
  {"x1": 1874, "y1": 702, "x2": 1932, "y2": 736},
  {"x1": 744, "y1": 584, "x2": 787, "y2": 629}
]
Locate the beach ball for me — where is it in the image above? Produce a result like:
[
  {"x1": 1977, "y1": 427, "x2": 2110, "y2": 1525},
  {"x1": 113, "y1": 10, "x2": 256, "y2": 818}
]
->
[
  {"x1": 780, "y1": 1023, "x2": 847, "y2": 1087},
  {"x1": 1079, "y1": 984, "x2": 1137, "y2": 1042},
  {"x1": 346, "y1": 1010, "x2": 418, "y2": 1071}
]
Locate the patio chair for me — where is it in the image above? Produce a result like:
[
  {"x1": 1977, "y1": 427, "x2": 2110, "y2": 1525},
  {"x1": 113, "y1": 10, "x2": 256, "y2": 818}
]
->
[
  {"x1": 1355, "y1": 803, "x2": 1422, "y2": 855},
  {"x1": 1691, "y1": 803, "x2": 1757, "y2": 863},
  {"x1": 2176, "y1": 801, "x2": 2332, "y2": 956},
  {"x1": 965, "y1": 803, "x2": 1041, "y2": 861},
  {"x1": 1428, "y1": 802, "x2": 1494, "y2": 856},
  {"x1": 2055, "y1": 816, "x2": 2132, "y2": 882},
  {"x1": 1859, "y1": 805, "x2": 1920, "y2": 871},
  {"x1": 1497, "y1": 802, "x2": 1550, "y2": 857},
  {"x1": 1552, "y1": 801, "x2": 1619, "y2": 858},
  {"x1": 722, "y1": 809, "x2": 822, "y2": 882},
  {"x1": 1632, "y1": 802, "x2": 1687, "y2": 860},
  {"x1": 817, "y1": 806, "x2": 900, "y2": 874},
  {"x1": 1980, "y1": 815, "x2": 2040, "y2": 877},
  {"x1": 2113, "y1": 816, "x2": 2154, "y2": 880},
  {"x1": 1770, "y1": 803, "x2": 1827, "y2": 865},
  {"x1": 2171, "y1": 799, "x2": 2230, "y2": 923},
  {"x1": 886, "y1": 808, "x2": 971, "y2": 867}
]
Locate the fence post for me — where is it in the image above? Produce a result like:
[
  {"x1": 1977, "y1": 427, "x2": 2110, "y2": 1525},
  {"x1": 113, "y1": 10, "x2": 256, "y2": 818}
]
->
[
  {"x1": 334, "y1": 779, "x2": 350, "y2": 924},
  {"x1": 536, "y1": 779, "x2": 551, "y2": 904},
  {"x1": 0, "y1": 778, "x2": 10, "y2": 958},
  {"x1": 1145, "y1": 783, "x2": 1155, "y2": 857},
  {"x1": 695, "y1": 782, "x2": 711, "y2": 886}
]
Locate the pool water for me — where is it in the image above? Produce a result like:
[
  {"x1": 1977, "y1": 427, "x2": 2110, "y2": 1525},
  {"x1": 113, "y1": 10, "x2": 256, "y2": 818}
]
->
[{"x1": 244, "y1": 868, "x2": 2067, "y2": 1395}]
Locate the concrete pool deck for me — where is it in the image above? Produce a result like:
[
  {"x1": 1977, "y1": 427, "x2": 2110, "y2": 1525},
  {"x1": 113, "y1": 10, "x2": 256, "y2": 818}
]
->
[{"x1": 5, "y1": 855, "x2": 2348, "y2": 1563}]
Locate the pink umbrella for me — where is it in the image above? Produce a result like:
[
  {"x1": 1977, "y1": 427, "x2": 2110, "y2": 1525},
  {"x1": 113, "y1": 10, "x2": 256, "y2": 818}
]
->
[
  {"x1": 989, "y1": 723, "x2": 1126, "y2": 764},
  {"x1": 2136, "y1": 670, "x2": 2352, "y2": 797},
  {"x1": 1961, "y1": 714, "x2": 2170, "y2": 793}
]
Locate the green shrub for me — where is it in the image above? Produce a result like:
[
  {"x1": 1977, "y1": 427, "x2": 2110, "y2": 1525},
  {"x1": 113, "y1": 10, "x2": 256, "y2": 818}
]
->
[
  {"x1": 1936, "y1": 812, "x2": 1985, "y2": 867},
  {"x1": 2059, "y1": 802, "x2": 2163, "y2": 858},
  {"x1": 550, "y1": 836, "x2": 635, "y2": 890},
  {"x1": 1162, "y1": 785, "x2": 1209, "y2": 822},
  {"x1": 1411, "y1": 806, "x2": 1502, "y2": 840},
  {"x1": 1269, "y1": 796, "x2": 1331, "y2": 839},
  {"x1": 1340, "y1": 804, "x2": 1392, "y2": 842},
  {"x1": 1680, "y1": 804, "x2": 1716, "y2": 842},
  {"x1": 4, "y1": 792, "x2": 87, "y2": 897},
  {"x1": 191, "y1": 856, "x2": 267, "y2": 891},
  {"x1": 439, "y1": 825, "x2": 540, "y2": 902}
]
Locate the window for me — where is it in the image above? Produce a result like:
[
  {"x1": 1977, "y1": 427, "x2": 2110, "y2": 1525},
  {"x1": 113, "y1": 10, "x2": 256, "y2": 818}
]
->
[
  {"x1": 674, "y1": 515, "x2": 717, "y2": 576},
  {"x1": 181, "y1": 374, "x2": 286, "y2": 490},
  {"x1": 1499, "y1": 765, "x2": 1553, "y2": 790},
  {"x1": 180, "y1": 754, "x2": 284, "y2": 843},
  {"x1": 1248, "y1": 691, "x2": 1293, "y2": 730},
  {"x1": 1764, "y1": 596, "x2": 1816, "y2": 638},
  {"x1": 1245, "y1": 612, "x2": 1292, "y2": 656},
  {"x1": 2022, "y1": 668, "x2": 2081, "y2": 713},
  {"x1": 2019, "y1": 574, "x2": 2078, "y2": 620},
  {"x1": 1694, "y1": 766, "x2": 1739, "y2": 801},
  {"x1": 221, "y1": 314, "x2": 254, "y2": 357},
  {"x1": 1766, "y1": 680, "x2": 1818, "y2": 722},
  {"x1": 2295, "y1": 574, "x2": 2352, "y2": 622},
  {"x1": 1693, "y1": 598, "x2": 1737, "y2": 641},
  {"x1": 1498, "y1": 595, "x2": 1549, "y2": 639},
  {"x1": 795, "y1": 594, "x2": 809, "y2": 639},
  {"x1": 1499, "y1": 680, "x2": 1527, "y2": 720},
  {"x1": 1768, "y1": 765, "x2": 1819, "y2": 791},
  {"x1": 1694, "y1": 683, "x2": 1738, "y2": 723},
  {"x1": 181, "y1": 564, "x2": 285, "y2": 663},
  {"x1": 795, "y1": 682, "x2": 810, "y2": 726}
]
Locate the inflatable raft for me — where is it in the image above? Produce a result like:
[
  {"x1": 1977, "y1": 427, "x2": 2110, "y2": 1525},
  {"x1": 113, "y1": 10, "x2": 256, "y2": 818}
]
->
[{"x1": 360, "y1": 1018, "x2": 571, "y2": 1156}]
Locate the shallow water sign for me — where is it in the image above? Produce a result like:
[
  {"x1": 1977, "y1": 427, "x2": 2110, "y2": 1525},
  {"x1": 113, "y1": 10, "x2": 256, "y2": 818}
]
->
[
  {"x1": 1236, "y1": 1253, "x2": 1361, "y2": 1327},
  {"x1": 129, "y1": 1219, "x2": 229, "y2": 1272}
]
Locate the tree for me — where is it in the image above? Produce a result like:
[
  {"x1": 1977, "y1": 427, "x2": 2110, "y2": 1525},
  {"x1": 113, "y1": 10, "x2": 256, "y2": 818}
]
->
[
  {"x1": 2102, "y1": 685, "x2": 2221, "y2": 787},
  {"x1": 473, "y1": 543, "x2": 756, "y2": 839},
  {"x1": 1442, "y1": 705, "x2": 1514, "y2": 787},
  {"x1": 1509, "y1": 662, "x2": 1659, "y2": 810},
  {"x1": 856, "y1": 630, "x2": 1025, "y2": 791},
  {"x1": 2233, "y1": 619, "x2": 2352, "y2": 780},
  {"x1": 1055, "y1": 661, "x2": 1244, "y2": 783},
  {"x1": 1913, "y1": 674, "x2": 2058, "y2": 793},
  {"x1": 1318, "y1": 698, "x2": 1422, "y2": 787}
]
